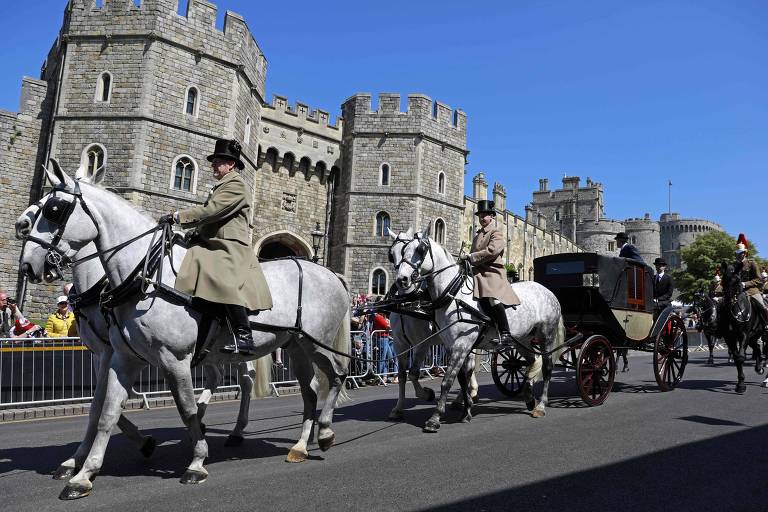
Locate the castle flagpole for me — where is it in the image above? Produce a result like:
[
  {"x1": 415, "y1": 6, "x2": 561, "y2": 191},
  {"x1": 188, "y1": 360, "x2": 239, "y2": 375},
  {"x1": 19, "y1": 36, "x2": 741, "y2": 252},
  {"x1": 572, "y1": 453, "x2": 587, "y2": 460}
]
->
[{"x1": 667, "y1": 179, "x2": 672, "y2": 214}]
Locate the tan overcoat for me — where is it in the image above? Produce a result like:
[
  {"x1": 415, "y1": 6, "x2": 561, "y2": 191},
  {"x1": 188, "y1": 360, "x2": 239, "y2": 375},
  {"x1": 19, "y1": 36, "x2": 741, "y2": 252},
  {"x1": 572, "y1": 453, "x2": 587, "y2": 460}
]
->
[
  {"x1": 469, "y1": 224, "x2": 520, "y2": 306},
  {"x1": 738, "y1": 258, "x2": 763, "y2": 297},
  {"x1": 175, "y1": 171, "x2": 273, "y2": 311}
]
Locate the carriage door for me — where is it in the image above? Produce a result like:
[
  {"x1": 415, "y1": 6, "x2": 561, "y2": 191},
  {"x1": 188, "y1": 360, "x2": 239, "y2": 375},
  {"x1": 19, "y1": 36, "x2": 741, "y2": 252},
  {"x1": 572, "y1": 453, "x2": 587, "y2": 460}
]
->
[{"x1": 623, "y1": 265, "x2": 653, "y2": 340}]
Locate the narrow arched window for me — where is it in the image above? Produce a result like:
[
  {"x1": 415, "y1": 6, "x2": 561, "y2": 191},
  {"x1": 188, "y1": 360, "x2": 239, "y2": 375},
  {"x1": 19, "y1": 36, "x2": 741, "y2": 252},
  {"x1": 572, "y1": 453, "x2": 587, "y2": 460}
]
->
[
  {"x1": 375, "y1": 211, "x2": 390, "y2": 237},
  {"x1": 244, "y1": 116, "x2": 252, "y2": 144},
  {"x1": 264, "y1": 147, "x2": 278, "y2": 171},
  {"x1": 81, "y1": 144, "x2": 106, "y2": 178},
  {"x1": 185, "y1": 87, "x2": 198, "y2": 116},
  {"x1": 380, "y1": 163, "x2": 390, "y2": 186},
  {"x1": 434, "y1": 218, "x2": 446, "y2": 244},
  {"x1": 437, "y1": 172, "x2": 446, "y2": 194},
  {"x1": 371, "y1": 269, "x2": 387, "y2": 296},
  {"x1": 170, "y1": 155, "x2": 197, "y2": 193},
  {"x1": 95, "y1": 72, "x2": 112, "y2": 103}
]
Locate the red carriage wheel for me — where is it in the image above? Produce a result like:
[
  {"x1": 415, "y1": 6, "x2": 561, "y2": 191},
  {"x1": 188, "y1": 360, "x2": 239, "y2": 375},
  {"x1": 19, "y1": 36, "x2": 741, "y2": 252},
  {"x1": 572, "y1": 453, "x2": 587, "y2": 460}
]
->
[
  {"x1": 576, "y1": 335, "x2": 616, "y2": 406},
  {"x1": 653, "y1": 314, "x2": 688, "y2": 391},
  {"x1": 491, "y1": 346, "x2": 528, "y2": 397}
]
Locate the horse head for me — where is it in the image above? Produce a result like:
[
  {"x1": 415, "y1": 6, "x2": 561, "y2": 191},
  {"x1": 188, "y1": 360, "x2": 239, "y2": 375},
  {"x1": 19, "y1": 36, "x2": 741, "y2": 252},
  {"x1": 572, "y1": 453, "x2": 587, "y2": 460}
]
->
[
  {"x1": 387, "y1": 227, "x2": 414, "y2": 269},
  {"x1": 19, "y1": 159, "x2": 102, "y2": 283},
  {"x1": 394, "y1": 221, "x2": 436, "y2": 294}
]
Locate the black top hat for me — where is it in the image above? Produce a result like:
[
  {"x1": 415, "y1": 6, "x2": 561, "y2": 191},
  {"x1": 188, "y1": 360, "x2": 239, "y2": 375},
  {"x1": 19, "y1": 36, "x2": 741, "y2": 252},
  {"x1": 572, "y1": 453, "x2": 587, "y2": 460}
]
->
[
  {"x1": 614, "y1": 232, "x2": 629, "y2": 241},
  {"x1": 475, "y1": 200, "x2": 496, "y2": 216},
  {"x1": 654, "y1": 257, "x2": 667, "y2": 266},
  {"x1": 207, "y1": 139, "x2": 245, "y2": 170}
]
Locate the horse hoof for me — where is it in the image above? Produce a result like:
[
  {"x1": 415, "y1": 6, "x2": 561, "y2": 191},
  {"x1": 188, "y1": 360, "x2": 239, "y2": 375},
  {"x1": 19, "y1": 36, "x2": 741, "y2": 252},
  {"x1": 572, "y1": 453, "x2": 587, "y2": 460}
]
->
[
  {"x1": 285, "y1": 448, "x2": 308, "y2": 463},
  {"x1": 736, "y1": 383, "x2": 747, "y2": 394},
  {"x1": 531, "y1": 409, "x2": 546, "y2": 418},
  {"x1": 199, "y1": 423, "x2": 207, "y2": 436},
  {"x1": 180, "y1": 469, "x2": 208, "y2": 484},
  {"x1": 707, "y1": 357, "x2": 714, "y2": 365},
  {"x1": 52, "y1": 465, "x2": 78, "y2": 481},
  {"x1": 622, "y1": 365, "x2": 630, "y2": 373},
  {"x1": 525, "y1": 399, "x2": 535, "y2": 411},
  {"x1": 424, "y1": 387, "x2": 435, "y2": 402},
  {"x1": 422, "y1": 420, "x2": 440, "y2": 433},
  {"x1": 59, "y1": 482, "x2": 92, "y2": 500},
  {"x1": 460, "y1": 414, "x2": 472, "y2": 424},
  {"x1": 140, "y1": 436, "x2": 157, "y2": 459},
  {"x1": 224, "y1": 434, "x2": 244, "y2": 447},
  {"x1": 388, "y1": 410, "x2": 404, "y2": 421},
  {"x1": 318, "y1": 433, "x2": 335, "y2": 452}
]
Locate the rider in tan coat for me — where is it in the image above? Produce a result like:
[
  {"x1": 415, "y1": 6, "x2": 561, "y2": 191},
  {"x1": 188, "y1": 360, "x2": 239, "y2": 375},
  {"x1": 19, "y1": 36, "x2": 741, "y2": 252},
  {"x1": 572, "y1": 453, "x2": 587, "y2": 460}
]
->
[
  {"x1": 460, "y1": 199, "x2": 520, "y2": 345},
  {"x1": 159, "y1": 139, "x2": 272, "y2": 355}
]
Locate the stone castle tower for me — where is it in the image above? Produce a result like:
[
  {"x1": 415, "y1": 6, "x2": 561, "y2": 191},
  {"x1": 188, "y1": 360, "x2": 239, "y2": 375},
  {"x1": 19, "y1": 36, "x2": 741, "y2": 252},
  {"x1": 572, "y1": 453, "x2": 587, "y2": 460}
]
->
[{"x1": 330, "y1": 93, "x2": 468, "y2": 293}]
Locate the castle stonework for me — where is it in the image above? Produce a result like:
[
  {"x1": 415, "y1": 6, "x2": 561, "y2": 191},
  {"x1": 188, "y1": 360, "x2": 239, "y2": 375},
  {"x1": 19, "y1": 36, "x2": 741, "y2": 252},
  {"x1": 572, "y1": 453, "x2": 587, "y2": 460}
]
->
[
  {"x1": 1, "y1": 0, "x2": 584, "y2": 318},
  {"x1": 659, "y1": 213, "x2": 723, "y2": 268}
]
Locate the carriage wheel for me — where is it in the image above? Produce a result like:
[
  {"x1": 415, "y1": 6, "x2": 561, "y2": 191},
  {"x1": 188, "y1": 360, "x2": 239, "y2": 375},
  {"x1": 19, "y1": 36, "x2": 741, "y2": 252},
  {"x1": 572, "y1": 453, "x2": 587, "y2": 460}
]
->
[
  {"x1": 653, "y1": 315, "x2": 688, "y2": 391},
  {"x1": 491, "y1": 346, "x2": 528, "y2": 397},
  {"x1": 576, "y1": 335, "x2": 616, "y2": 406}
]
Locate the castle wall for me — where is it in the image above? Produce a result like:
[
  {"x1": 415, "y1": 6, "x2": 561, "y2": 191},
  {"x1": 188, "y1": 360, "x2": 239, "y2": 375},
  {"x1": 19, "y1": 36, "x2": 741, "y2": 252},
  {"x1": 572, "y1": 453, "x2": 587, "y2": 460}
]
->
[
  {"x1": 576, "y1": 219, "x2": 624, "y2": 256},
  {"x1": 659, "y1": 213, "x2": 723, "y2": 268},
  {"x1": 531, "y1": 176, "x2": 605, "y2": 240},
  {"x1": 624, "y1": 215, "x2": 660, "y2": 264}
]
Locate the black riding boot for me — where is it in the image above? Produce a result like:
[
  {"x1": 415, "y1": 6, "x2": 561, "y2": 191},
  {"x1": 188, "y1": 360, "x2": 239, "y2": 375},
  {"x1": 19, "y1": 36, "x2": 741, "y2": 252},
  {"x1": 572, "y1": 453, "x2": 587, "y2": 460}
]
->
[
  {"x1": 221, "y1": 304, "x2": 257, "y2": 355},
  {"x1": 490, "y1": 303, "x2": 515, "y2": 346}
]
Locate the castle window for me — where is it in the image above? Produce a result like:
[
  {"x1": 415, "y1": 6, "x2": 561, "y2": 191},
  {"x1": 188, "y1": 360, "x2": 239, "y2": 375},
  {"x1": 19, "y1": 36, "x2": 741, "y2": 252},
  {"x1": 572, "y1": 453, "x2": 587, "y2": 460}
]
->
[
  {"x1": 95, "y1": 72, "x2": 112, "y2": 103},
  {"x1": 170, "y1": 155, "x2": 198, "y2": 193},
  {"x1": 244, "y1": 116, "x2": 252, "y2": 145},
  {"x1": 380, "y1": 163, "x2": 390, "y2": 186},
  {"x1": 282, "y1": 152, "x2": 295, "y2": 173},
  {"x1": 299, "y1": 157, "x2": 312, "y2": 179},
  {"x1": 185, "y1": 86, "x2": 199, "y2": 117},
  {"x1": 375, "y1": 211, "x2": 391, "y2": 237},
  {"x1": 370, "y1": 268, "x2": 388, "y2": 296},
  {"x1": 555, "y1": 211, "x2": 560, "y2": 222},
  {"x1": 608, "y1": 241, "x2": 615, "y2": 252},
  {"x1": 434, "y1": 218, "x2": 446, "y2": 244},
  {"x1": 80, "y1": 144, "x2": 106, "y2": 178},
  {"x1": 437, "y1": 172, "x2": 446, "y2": 194}
]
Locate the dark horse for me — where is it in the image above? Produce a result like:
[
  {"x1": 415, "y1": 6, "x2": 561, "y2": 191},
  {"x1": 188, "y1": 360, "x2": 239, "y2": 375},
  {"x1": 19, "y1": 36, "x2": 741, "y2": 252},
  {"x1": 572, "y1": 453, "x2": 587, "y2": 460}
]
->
[
  {"x1": 719, "y1": 262, "x2": 767, "y2": 393},
  {"x1": 691, "y1": 291, "x2": 721, "y2": 365}
]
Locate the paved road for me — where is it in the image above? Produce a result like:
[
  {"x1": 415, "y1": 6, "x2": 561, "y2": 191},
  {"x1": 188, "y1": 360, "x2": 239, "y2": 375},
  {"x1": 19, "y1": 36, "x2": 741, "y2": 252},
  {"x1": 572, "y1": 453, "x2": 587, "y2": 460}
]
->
[{"x1": 2, "y1": 350, "x2": 768, "y2": 512}]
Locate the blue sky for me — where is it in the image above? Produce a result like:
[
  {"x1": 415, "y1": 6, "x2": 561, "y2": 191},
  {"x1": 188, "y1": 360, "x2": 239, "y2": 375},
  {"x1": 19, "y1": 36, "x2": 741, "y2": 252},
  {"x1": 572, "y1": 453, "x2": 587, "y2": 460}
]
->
[{"x1": 1, "y1": 0, "x2": 765, "y2": 251}]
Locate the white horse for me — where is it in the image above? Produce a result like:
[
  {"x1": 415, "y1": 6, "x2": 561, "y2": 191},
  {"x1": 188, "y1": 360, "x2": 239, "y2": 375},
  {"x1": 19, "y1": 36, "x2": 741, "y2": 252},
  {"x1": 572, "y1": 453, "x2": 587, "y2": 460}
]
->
[
  {"x1": 15, "y1": 199, "x2": 264, "y2": 482},
  {"x1": 19, "y1": 161, "x2": 350, "y2": 499},
  {"x1": 386, "y1": 228, "x2": 479, "y2": 422},
  {"x1": 394, "y1": 224, "x2": 565, "y2": 432}
]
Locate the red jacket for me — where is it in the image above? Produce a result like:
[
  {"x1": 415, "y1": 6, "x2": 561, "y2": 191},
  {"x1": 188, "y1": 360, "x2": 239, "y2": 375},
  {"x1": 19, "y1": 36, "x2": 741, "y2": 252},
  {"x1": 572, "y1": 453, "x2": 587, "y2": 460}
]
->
[{"x1": 372, "y1": 313, "x2": 390, "y2": 331}]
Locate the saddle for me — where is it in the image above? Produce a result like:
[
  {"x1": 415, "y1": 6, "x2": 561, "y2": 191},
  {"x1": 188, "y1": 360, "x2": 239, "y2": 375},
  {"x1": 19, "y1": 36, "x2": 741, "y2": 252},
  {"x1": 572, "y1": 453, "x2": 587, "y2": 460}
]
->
[{"x1": 731, "y1": 292, "x2": 752, "y2": 323}]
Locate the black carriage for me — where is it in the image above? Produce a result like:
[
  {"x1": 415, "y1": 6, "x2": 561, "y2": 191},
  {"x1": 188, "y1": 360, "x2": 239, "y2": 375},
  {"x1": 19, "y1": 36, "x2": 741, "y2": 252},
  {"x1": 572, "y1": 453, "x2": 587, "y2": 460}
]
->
[{"x1": 491, "y1": 252, "x2": 688, "y2": 405}]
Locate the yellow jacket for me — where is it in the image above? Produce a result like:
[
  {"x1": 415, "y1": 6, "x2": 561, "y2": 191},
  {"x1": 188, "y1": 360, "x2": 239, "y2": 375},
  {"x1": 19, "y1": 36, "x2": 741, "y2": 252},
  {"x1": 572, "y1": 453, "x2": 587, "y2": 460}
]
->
[{"x1": 45, "y1": 311, "x2": 77, "y2": 338}]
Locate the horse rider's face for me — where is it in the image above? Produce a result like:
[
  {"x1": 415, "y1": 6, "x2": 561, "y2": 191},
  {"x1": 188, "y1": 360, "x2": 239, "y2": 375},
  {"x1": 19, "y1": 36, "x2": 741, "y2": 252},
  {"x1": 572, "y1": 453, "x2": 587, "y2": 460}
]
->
[
  {"x1": 211, "y1": 158, "x2": 236, "y2": 180},
  {"x1": 478, "y1": 213, "x2": 494, "y2": 228}
]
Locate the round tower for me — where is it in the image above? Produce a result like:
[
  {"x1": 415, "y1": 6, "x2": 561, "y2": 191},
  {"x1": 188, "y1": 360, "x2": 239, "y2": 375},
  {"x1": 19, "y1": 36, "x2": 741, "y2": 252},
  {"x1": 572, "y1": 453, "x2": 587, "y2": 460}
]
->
[
  {"x1": 659, "y1": 213, "x2": 724, "y2": 268},
  {"x1": 576, "y1": 218, "x2": 624, "y2": 256},
  {"x1": 624, "y1": 213, "x2": 660, "y2": 263}
]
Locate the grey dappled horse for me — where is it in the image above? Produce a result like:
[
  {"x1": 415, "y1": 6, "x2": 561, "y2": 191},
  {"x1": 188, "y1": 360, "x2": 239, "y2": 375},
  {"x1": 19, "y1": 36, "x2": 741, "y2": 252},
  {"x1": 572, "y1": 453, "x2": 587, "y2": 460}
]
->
[
  {"x1": 386, "y1": 228, "x2": 478, "y2": 422},
  {"x1": 19, "y1": 161, "x2": 350, "y2": 499},
  {"x1": 15, "y1": 196, "x2": 266, "y2": 482},
  {"x1": 394, "y1": 224, "x2": 565, "y2": 433}
]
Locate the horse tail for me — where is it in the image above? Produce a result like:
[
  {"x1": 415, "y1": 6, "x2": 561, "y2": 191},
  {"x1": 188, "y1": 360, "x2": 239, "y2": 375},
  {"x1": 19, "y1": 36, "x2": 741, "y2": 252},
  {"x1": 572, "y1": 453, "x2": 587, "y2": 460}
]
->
[
  {"x1": 331, "y1": 306, "x2": 352, "y2": 405},
  {"x1": 250, "y1": 355, "x2": 273, "y2": 399}
]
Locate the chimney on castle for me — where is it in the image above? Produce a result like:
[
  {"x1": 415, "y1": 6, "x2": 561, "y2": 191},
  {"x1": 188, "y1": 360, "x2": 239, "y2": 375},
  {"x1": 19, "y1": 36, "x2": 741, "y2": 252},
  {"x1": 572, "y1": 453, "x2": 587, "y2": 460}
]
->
[
  {"x1": 492, "y1": 182, "x2": 506, "y2": 212},
  {"x1": 473, "y1": 173, "x2": 488, "y2": 200},
  {"x1": 537, "y1": 212, "x2": 547, "y2": 230},
  {"x1": 525, "y1": 204, "x2": 537, "y2": 224},
  {"x1": 563, "y1": 176, "x2": 580, "y2": 190},
  {"x1": 539, "y1": 178, "x2": 548, "y2": 192}
]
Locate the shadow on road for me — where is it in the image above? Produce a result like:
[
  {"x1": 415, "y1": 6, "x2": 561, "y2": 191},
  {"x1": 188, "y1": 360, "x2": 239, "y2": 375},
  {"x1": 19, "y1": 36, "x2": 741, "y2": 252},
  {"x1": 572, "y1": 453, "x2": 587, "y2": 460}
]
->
[{"x1": 420, "y1": 424, "x2": 768, "y2": 511}]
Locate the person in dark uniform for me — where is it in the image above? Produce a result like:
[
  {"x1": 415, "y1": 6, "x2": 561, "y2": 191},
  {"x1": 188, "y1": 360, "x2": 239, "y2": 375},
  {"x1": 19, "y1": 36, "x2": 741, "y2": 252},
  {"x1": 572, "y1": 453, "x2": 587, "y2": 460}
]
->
[
  {"x1": 615, "y1": 232, "x2": 643, "y2": 262},
  {"x1": 652, "y1": 257, "x2": 674, "y2": 320},
  {"x1": 159, "y1": 139, "x2": 273, "y2": 355},
  {"x1": 734, "y1": 234, "x2": 768, "y2": 327},
  {"x1": 459, "y1": 199, "x2": 520, "y2": 346}
]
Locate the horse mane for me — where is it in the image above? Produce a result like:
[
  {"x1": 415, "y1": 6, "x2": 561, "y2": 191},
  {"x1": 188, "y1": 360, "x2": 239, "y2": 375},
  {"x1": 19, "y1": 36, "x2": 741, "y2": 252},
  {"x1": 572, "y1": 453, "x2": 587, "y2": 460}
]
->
[{"x1": 79, "y1": 180, "x2": 155, "y2": 223}]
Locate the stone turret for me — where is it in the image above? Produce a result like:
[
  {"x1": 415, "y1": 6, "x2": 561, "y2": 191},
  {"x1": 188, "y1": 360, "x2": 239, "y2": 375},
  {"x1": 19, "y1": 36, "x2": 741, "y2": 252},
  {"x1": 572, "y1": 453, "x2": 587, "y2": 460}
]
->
[
  {"x1": 473, "y1": 172, "x2": 488, "y2": 200},
  {"x1": 492, "y1": 182, "x2": 506, "y2": 212}
]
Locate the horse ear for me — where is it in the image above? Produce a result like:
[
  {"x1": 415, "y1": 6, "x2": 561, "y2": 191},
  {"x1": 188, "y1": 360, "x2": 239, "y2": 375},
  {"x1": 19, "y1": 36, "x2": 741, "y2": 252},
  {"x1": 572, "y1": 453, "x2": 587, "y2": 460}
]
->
[
  {"x1": 387, "y1": 228, "x2": 397, "y2": 240},
  {"x1": 422, "y1": 219, "x2": 432, "y2": 238},
  {"x1": 46, "y1": 158, "x2": 75, "y2": 189}
]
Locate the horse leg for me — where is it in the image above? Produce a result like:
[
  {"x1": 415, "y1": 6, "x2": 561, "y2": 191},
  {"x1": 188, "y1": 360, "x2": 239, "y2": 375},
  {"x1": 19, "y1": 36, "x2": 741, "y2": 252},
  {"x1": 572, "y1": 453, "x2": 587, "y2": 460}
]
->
[
  {"x1": 388, "y1": 345, "x2": 411, "y2": 421},
  {"x1": 456, "y1": 361, "x2": 473, "y2": 423},
  {"x1": 521, "y1": 352, "x2": 539, "y2": 412},
  {"x1": 284, "y1": 345, "x2": 316, "y2": 463},
  {"x1": 409, "y1": 343, "x2": 435, "y2": 402},
  {"x1": 729, "y1": 337, "x2": 747, "y2": 394},
  {"x1": 619, "y1": 348, "x2": 629, "y2": 372},
  {"x1": 225, "y1": 362, "x2": 253, "y2": 447},
  {"x1": 59, "y1": 353, "x2": 144, "y2": 500},
  {"x1": 196, "y1": 363, "x2": 222, "y2": 437},
  {"x1": 706, "y1": 334, "x2": 715, "y2": 364},
  {"x1": 161, "y1": 358, "x2": 209, "y2": 484},
  {"x1": 423, "y1": 344, "x2": 469, "y2": 433},
  {"x1": 451, "y1": 351, "x2": 478, "y2": 408},
  {"x1": 532, "y1": 354, "x2": 554, "y2": 418},
  {"x1": 313, "y1": 352, "x2": 346, "y2": 453}
]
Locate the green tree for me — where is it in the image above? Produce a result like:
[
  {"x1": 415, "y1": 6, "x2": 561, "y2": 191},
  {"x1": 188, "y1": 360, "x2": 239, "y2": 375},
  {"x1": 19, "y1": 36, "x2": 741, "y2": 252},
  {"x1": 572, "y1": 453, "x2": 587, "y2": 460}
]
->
[{"x1": 674, "y1": 231, "x2": 766, "y2": 302}]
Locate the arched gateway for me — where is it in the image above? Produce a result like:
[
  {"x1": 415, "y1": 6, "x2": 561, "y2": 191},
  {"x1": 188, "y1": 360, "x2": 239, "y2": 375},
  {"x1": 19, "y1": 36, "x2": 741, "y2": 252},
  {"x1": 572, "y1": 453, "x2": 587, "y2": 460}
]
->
[{"x1": 255, "y1": 231, "x2": 313, "y2": 260}]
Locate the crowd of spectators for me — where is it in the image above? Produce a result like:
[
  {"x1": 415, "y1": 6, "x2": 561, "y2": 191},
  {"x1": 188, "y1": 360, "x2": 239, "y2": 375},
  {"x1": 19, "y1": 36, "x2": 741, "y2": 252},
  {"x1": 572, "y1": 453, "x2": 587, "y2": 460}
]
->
[{"x1": 0, "y1": 284, "x2": 78, "y2": 342}]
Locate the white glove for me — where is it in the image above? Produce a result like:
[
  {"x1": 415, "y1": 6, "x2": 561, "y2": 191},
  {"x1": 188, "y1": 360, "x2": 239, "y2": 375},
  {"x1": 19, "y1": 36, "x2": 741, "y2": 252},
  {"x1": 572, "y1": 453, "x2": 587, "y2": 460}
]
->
[{"x1": 459, "y1": 253, "x2": 469, "y2": 261}]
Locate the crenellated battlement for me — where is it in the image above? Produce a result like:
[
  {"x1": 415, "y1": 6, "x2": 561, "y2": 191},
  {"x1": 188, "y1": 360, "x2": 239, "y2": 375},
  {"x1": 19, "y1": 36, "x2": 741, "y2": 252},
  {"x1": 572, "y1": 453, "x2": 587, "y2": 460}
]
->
[
  {"x1": 342, "y1": 93, "x2": 466, "y2": 131},
  {"x1": 263, "y1": 94, "x2": 341, "y2": 132},
  {"x1": 63, "y1": 0, "x2": 267, "y2": 98}
]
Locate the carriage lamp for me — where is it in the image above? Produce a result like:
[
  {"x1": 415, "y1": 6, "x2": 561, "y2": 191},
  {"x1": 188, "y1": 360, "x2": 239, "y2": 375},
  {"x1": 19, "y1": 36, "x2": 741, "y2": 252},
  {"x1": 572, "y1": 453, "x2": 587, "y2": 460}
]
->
[
  {"x1": 311, "y1": 222, "x2": 325, "y2": 263},
  {"x1": 582, "y1": 273, "x2": 600, "y2": 287}
]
